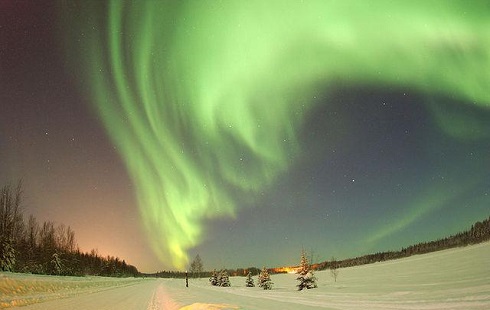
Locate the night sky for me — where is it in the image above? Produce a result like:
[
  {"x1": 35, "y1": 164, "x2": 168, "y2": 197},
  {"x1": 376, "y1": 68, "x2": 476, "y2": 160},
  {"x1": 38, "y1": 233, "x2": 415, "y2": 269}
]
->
[{"x1": 1, "y1": 1, "x2": 489, "y2": 273}]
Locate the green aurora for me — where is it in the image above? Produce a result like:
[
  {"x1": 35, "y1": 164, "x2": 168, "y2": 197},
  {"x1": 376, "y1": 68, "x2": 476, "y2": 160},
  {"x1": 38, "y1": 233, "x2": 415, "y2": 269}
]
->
[{"x1": 62, "y1": 1, "x2": 490, "y2": 269}]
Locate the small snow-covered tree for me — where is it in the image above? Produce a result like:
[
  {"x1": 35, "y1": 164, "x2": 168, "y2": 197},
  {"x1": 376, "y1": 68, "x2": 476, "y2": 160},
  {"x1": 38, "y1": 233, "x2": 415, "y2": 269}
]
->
[
  {"x1": 296, "y1": 249, "x2": 317, "y2": 290},
  {"x1": 245, "y1": 271, "x2": 255, "y2": 287},
  {"x1": 218, "y1": 269, "x2": 231, "y2": 287},
  {"x1": 50, "y1": 252, "x2": 65, "y2": 275},
  {"x1": 209, "y1": 269, "x2": 218, "y2": 286},
  {"x1": 0, "y1": 236, "x2": 16, "y2": 271},
  {"x1": 258, "y1": 267, "x2": 273, "y2": 290}
]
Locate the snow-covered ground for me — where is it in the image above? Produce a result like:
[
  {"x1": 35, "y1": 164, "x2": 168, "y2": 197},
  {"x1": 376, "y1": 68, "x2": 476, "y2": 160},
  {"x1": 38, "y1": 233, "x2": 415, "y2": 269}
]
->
[{"x1": 1, "y1": 242, "x2": 489, "y2": 309}]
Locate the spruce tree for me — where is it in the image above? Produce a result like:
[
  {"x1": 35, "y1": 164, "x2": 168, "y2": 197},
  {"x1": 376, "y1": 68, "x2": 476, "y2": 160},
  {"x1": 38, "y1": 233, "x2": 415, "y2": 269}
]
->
[
  {"x1": 296, "y1": 249, "x2": 317, "y2": 290},
  {"x1": 209, "y1": 269, "x2": 218, "y2": 286},
  {"x1": 50, "y1": 252, "x2": 64, "y2": 275},
  {"x1": 245, "y1": 271, "x2": 255, "y2": 287},
  {"x1": 0, "y1": 236, "x2": 16, "y2": 271},
  {"x1": 218, "y1": 269, "x2": 231, "y2": 287},
  {"x1": 258, "y1": 267, "x2": 273, "y2": 290}
]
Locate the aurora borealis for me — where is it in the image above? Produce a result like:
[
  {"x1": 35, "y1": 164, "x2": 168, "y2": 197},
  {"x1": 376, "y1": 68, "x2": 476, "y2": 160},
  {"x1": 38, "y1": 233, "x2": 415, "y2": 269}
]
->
[{"x1": 1, "y1": 1, "x2": 489, "y2": 272}]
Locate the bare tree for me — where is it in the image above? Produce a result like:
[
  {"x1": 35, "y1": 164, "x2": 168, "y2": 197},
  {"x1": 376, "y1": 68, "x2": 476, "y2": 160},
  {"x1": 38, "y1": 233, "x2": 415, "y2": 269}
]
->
[
  {"x1": 190, "y1": 254, "x2": 203, "y2": 278},
  {"x1": 26, "y1": 215, "x2": 40, "y2": 264},
  {"x1": 39, "y1": 221, "x2": 56, "y2": 265},
  {"x1": 0, "y1": 182, "x2": 24, "y2": 271},
  {"x1": 309, "y1": 248, "x2": 315, "y2": 265},
  {"x1": 65, "y1": 226, "x2": 76, "y2": 253},
  {"x1": 330, "y1": 257, "x2": 339, "y2": 283},
  {"x1": 0, "y1": 183, "x2": 23, "y2": 238},
  {"x1": 55, "y1": 224, "x2": 76, "y2": 253}
]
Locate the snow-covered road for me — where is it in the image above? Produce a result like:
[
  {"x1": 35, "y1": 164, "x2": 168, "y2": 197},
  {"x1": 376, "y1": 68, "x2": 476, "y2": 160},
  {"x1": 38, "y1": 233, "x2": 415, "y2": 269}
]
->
[
  {"x1": 13, "y1": 279, "x2": 164, "y2": 310},
  {"x1": 5, "y1": 277, "x2": 320, "y2": 310}
]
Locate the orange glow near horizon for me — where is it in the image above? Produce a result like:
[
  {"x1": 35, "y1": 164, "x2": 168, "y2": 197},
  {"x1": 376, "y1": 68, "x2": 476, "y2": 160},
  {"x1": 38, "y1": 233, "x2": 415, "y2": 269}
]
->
[
  {"x1": 271, "y1": 266, "x2": 299, "y2": 274},
  {"x1": 271, "y1": 262, "x2": 321, "y2": 274}
]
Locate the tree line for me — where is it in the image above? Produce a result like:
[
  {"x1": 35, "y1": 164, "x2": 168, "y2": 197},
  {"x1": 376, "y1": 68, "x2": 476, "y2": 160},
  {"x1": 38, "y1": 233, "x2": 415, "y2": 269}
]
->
[
  {"x1": 0, "y1": 182, "x2": 138, "y2": 277},
  {"x1": 148, "y1": 267, "x2": 264, "y2": 279},
  {"x1": 317, "y1": 215, "x2": 490, "y2": 270}
]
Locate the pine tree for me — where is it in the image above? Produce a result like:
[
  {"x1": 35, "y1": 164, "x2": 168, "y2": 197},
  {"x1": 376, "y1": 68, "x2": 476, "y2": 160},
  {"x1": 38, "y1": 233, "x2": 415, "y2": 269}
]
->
[
  {"x1": 218, "y1": 269, "x2": 231, "y2": 287},
  {"x1": 50, "y1": 252, "x2": 64, "y2": 275},
  {"x1": 209, "y1": 269, "x2": 219, "y2": 286},
  {"x1": 296, "y1": 249, "x2": 317, "y2": 290},
  {"x1": 258, "y1": 267, "x2": 273, "y2": 290},
  {"x1": 245, "y1": 271, "x2": 255, "y2": 287},
  {"x1": 0, "y1": 236, "x2": 16, "y2": 271}
]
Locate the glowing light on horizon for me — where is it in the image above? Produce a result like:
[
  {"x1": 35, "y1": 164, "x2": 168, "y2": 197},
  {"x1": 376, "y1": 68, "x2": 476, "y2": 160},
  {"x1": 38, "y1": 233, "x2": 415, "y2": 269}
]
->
[{"x1": 63, "y1": 1, "x2": 490, "y2": 268}]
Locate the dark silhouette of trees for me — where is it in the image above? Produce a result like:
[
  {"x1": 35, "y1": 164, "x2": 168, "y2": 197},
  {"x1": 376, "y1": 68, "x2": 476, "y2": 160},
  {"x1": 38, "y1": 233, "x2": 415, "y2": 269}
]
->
[
  {"x1": 318, "y1": 216, "x2": 490, "y2": 271},
  {"x1": 0, "y1": 183, "x2": 23, "y2": 271},
  {"x1": 0, "y1": 182, "x2": 139, "y2": 277}
]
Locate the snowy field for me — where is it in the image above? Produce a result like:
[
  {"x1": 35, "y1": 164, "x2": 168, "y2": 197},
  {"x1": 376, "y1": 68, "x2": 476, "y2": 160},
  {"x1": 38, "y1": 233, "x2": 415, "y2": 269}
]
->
[{"x1": 1, "y1": 242, "x2": 489, "y2": 309}]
